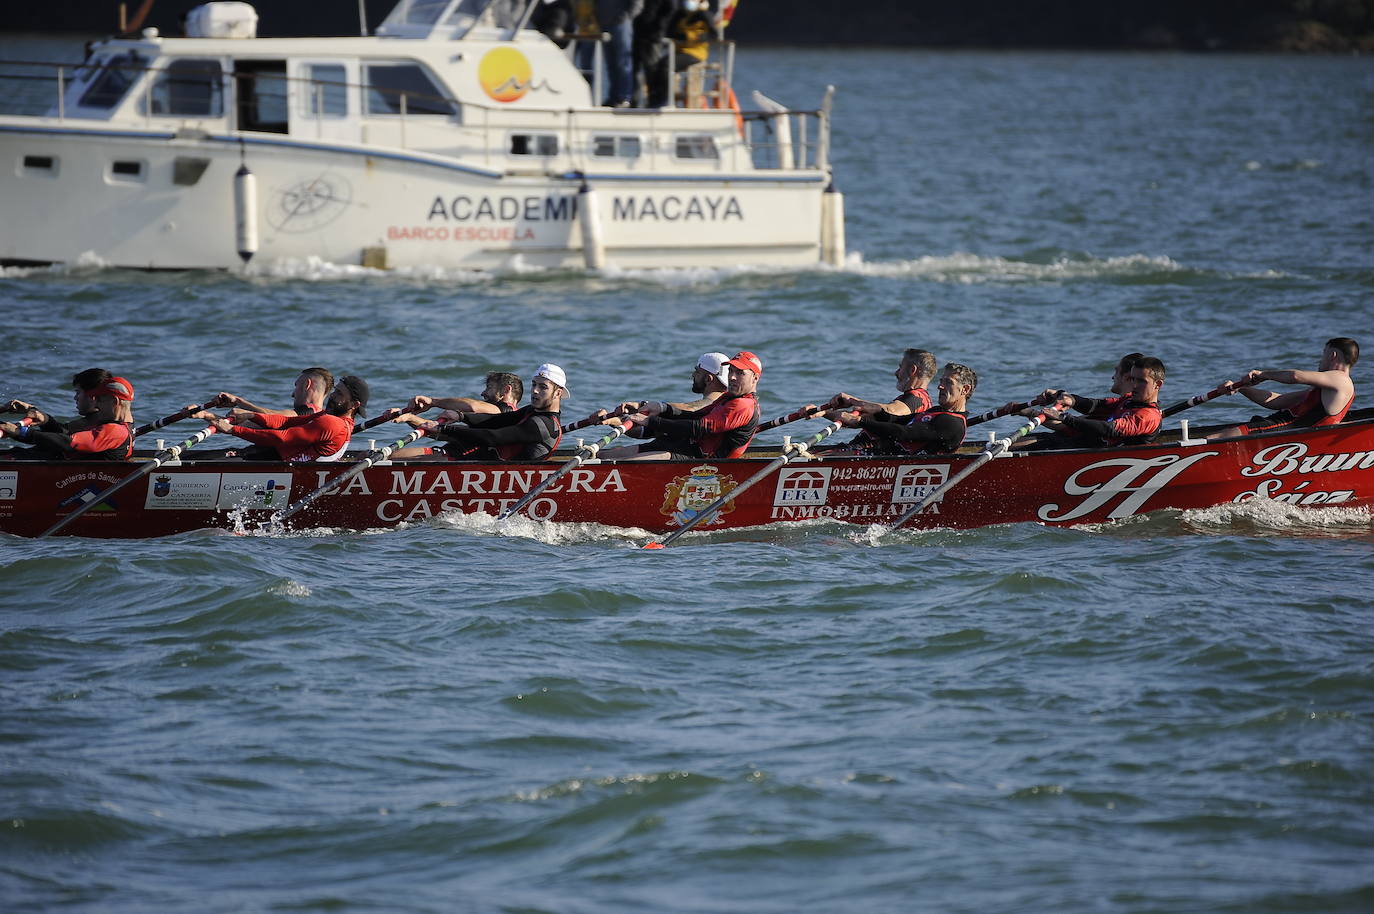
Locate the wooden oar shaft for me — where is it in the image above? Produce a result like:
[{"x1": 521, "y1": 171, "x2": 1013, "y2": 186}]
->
[
  {"x1": 133, "y1": 403, "x2": 206, "y2": 438},
  {"x1": 647, "y1": 421, "x2": 843, "y2": 549},
  {"x1": 883, "y1": 411, "x2": 1049, "y2": 537},
  {"x1": 497, "y1": 421, "x2": 636, "y2": 521},
  {"x1": 39, "y1": 426, "x2": 217, "y2": 538},
  {"x1": 1160, "y1": 378, "x2": 1256, "y2": 418},
  {"x1": 269, "y1": 427, "x2": 427, "y2": 528},
  {"x1": 757, "y1": 405, "x2": 824, "y2": 432}
]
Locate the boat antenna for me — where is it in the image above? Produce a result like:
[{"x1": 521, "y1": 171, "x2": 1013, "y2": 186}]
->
[{"x1": 358, "y1": 0, "x2": 368, "y2": 37}]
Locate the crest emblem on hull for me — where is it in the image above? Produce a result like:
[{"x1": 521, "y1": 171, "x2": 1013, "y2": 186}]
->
[{"x1": 661, "y1": 464, "x2": 739, "y2": 527}]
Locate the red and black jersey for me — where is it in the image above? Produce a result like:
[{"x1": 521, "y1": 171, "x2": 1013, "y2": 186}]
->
[
  {"x1": 1059, "y1": 397, "x2": 1161, "y2": 446},
  {"x1": 643, "y1": 393, "x2": 759, "y2": 458},
  {"x1": 16, "y1": 418, "x2": 133, "y2": 460},
  {"x1": 230, "y1": 411, "x2": 353, "y2": 461},
  {"x1": 857, "y1": 407, "x2": 967, "y2": 454},
  {"x1": 1244, "y1": 386, "x2": 1353, "y2": 434},
  {"x1": 435, "y1": 406, "x2": 562, "y2": 461}
]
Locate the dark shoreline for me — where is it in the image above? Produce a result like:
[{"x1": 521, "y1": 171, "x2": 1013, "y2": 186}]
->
[{"x1": 3, "y1": 0, "x2": 1371, "y2": 52}]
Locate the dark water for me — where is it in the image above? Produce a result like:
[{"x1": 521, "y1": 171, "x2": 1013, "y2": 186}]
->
[{"x1": 3, "y1": 43, "x2": 1374, "y2": 912}]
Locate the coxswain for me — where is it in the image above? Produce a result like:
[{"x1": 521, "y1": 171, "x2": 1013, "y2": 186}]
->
[
  {"x1": 1209, "y1": 337, "x2": 1358, "y2": 440},
  {"x1": 425, "y1": 364, "x2": 566, "y2": 461},
  {"x1": 1031, "y1": 356, "x2": 1166, "y2": 448},
  {"x1": 829, "y1": 363, "x2": 974, "y2": 454},
  {"x1": 0, "y1": 372, "x2": 135, "y2": 460},
  {"x1": 196, "y1": 375, "x2": 368, "y2": 462},
  {"x1": 603, "y1": 351, "x2": 762, "y2": 460},
  {"x1": 212, "y1": 366, "x2": 334, "y2": 421},
  {"x1": 599, "y1": 352, "x2": 732, "y2": 457}
]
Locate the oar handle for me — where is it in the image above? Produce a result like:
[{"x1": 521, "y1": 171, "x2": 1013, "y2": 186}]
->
[
  {"x1": 356, "y1": 406, "x2": 412, "y2": 431},
  {"x1": 561, "y1": 403, "x2": 636, "y2": 434},
  {"x1": 645, "y1": 420, "x2": 843, "y2": 549},
  {"x1": 133, "y1": 403, "x2": 209, "y2": 438},
  {"x1": 497, "y1": 420, "x2": 637, "y2": 521},
  {"x1": 39, "y1": 425, "x2": 218, "y2": 537},
  {"x1": 1160, "y1": 377, "x2": 1258, "y2": 418},
  {"x1": 966, "y1": 401, "x2": 1029, "y2": 427},
  {"x1": 757, "y1": 404, "x2": 826, "y2": 432}
]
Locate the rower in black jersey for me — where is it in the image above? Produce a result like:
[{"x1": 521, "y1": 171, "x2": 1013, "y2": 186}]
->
[
  {"x1": 426, "y1": 364, "x2": 566, "y2": 460},
  {"x1": 828, "y1": 362, "x2": 975, "y2": 454}
]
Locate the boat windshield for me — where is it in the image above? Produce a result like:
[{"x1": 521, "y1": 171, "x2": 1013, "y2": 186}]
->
[
  {"x1": 378, "y1": 0, "x2": 527, "y2": 37},
  {"x1": 77, "y1": 50, "x2": 147, "y2": 110}
]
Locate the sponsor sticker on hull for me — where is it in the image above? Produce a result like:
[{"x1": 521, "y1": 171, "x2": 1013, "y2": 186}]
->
[
  {"x1": 892, "y1": 465, "x2": 950, "y2": 507},
  {"x1": 774, "y1": 467, "x2": 831, "y2": 506},
  {"x1": 0, "y1": 470, "x2": 15, "y2": 500},
  {"x1": 145, "y1": 473, "x2": 290, "y2": 510}
]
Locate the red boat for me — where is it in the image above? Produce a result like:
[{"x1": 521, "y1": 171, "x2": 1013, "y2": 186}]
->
[{"x1": 3, "y1": 412, "x2": 1372, "y2": 539}]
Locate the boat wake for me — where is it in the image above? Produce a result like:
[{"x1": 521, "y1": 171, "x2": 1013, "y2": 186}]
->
[{"x1": 1179, "y1": 498, "x2": 1374, "y2": 538}]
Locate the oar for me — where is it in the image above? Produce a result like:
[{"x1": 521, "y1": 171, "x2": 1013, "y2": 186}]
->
[
  {"x1": 497, "y1": 420, "x2": 638, "y2": 521},
  {"x1": 38, "y1": 425, "x2": 218, "y2": 538},
  {"x1": 134, "y1": 403, "x2": 211, "y2": 438},
  {"x1": 1160, "y1": 377, "x2": 1257, "y2": 418},
  {"x1": 966, "y1": 401, "x2": 1029, "y2": 427},
  {"x1": 878, "y1": 409, "x2": 1051, "y2": 539},
  {"x1": 356, "y1": 407, "x2": 411, "y2": 431},
  {"x1": 265, "y1": 426, "x2": 428, "y2": 530},
  {"x1": 756, "y1": 404, "x2": 825, "y2": 432},
  {"x1": 561, "y1": 403, "x2": 638, "y2": 434},
  {"x1": 643, "y1": 420, "x2": 843, "y2": 549}
]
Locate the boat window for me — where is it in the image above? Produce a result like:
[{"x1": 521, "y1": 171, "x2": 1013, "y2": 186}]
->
[
  {"x1": 364, "y1": 64, "x2": 456, "y2": 116},
  {"x1": 510, "y1": 134, "x2": 558, "y2": 156},
  {"x1": 235, "y1": 61, "x2": 288, "y2": 133},
  {"x1": 592, "y1": 135, "x2": 642, "y2": 158},
  {"x1": 78, "y1": 51, "x2": 146, "y2": 109},
  {"x1": 22, "y1": 155, "x2": 57, "y2": 174},
  {"x1": 393, "y1": 0, "x2": 452, "y2": 27},
  {"x1": 303, "y1": 63, "x2": 348, "y2": 117},
  {"x1": 109, "y1": 160, "x2": 146, "y2": 182},
  {"x1": 150, "y1": 59, "x2": 224, "y2": 117},
  {"x1": 674, "y1": 135, "x2": 718, "y2": 160}
]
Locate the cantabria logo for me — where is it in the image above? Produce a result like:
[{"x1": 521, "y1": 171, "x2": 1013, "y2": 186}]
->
[{"x1": 479, "y1": 48, "x2": 532, "y2": 103}]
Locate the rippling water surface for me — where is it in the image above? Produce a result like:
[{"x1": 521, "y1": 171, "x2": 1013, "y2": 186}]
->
[{"x1": 2, "y1": 41, "x2": 1373, "y2": 912}]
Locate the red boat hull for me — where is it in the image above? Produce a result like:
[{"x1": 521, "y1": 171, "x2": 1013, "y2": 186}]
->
[{"x1": 3, "y1": 416, "x2": 1373, "y2": 538}]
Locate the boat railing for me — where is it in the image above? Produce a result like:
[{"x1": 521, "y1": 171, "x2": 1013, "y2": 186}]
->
[{"x1": 0, "y1": 57, "x2": 831, "y2": 174}]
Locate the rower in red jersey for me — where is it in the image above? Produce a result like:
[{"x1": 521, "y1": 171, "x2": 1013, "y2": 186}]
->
[
  {"x1": 213, "y1": 366, "x2": 334, "y2": 420},
  {"x1": 197, "y1": 376, "x2": 368, "y2": 462},
  {"x1": 829, "y1": 362, "x2": 974, "y2": 455},
  {"x1": 597, "y1": 352, "x2": 732, "y2": 459},
  {"x1": 1, "y1": 371, "x2": 135, "y2": 460},
  {"x1": 1210, "y1": 337, "x2": 1358, "y2": 440},
  {"x1": 1031, "y1": 356, "x2": 1166, "y2": 448},
  {"x1": 821, "y1": 348, "x2": 937, "y2": 454},
  {"x1": 603, "y1": 351, "x2": 762, "y2": 460},
  {"x1": 424, "y1": 364, "x2": 566, "y2": 461}
]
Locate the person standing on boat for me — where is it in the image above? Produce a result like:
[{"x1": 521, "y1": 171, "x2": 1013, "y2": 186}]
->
[
  {"x1": 0, "y1": 373, "x2": 135, "y2": 461},
  {"x1": 425, "y1": 364, "x2": 567, "y2": 461},
  {"x1": 212, "y1": 367, "x2": 334, "y2": 421},
  {"x1": 197, "y1": 376, "x2": 368, "y2": 462},
  {"x1": 1034, "y1": 356, "x2": 1165, "y2": 448},
  {"x1": 603, "y1": 350, "x2": 762, "y2": 460},
  {"x1": 1209, "y1": 338, "x2": 1358, "y2": 440},
  {"x1": 574, "y1": 0, "x2": 644, "y2": 107},
  {"x1": 830, "y1": 363, "x2": 974, "y2": 455}
]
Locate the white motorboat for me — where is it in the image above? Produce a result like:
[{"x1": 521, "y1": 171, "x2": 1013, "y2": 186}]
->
[{"x1": 0, "y1": 0, "x2": 843, "y2": 270}]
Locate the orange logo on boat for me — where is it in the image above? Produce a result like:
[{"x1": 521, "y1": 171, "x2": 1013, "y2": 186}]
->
[
  {"x1": 661, "y1": 464, "x2": 738, "y2": 527},
  {"x1": 478, "y1": 47, "x2": 532, "y2": 103}
]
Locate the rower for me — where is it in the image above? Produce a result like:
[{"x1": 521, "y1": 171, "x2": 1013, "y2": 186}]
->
[
  {"x1": 1030, "y1": 356, "x2": 1166, "y2": 448},
  {"x1": 212, "y1": 366, "x2": 334, "y2": 421},
  {"x1": 829, "y1": 362, "x2": 974, "y2": 454},
  {"x1": 821, "y1": 348, "x2": 937, "y2": 454},
  {"x1": 603, "y1": 351, "x2": 762, "y2": 461},
  {"x1": 0, "y1": 372, "x2": 135, "y2": 461},
  {"x1": 598, "y1": 351, "x2": 731, "y2": 458},
  {"x1": 1028, "y1": 352, "x2": 1143, "y2": 431},
  {"x1": 424, "y1": 364, "x2": 566, "y2": 461},
  {"x1": 392, "y1": 371, "x2": 524, "y2": 459},
  {"x1": 1209, "y1": 337, "x2": 1358, "y2": 440},
  {"x1": 196, "y1": 375, "x2": 368, "y2": 462}
]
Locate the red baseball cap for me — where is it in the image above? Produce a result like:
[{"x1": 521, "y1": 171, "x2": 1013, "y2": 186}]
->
[
  {"x1": 725, "y1": 351, "x2": 763, "y2": 377},
  {"x1": 92, "y1": 377, "x2": 135, "y2": 401}
]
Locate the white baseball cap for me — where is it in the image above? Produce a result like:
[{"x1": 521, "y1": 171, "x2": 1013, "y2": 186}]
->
[
  {"x1": 697, "y1": 352, "x2": 730, "y2": 385},
  {"x1": 534, "y1": 363, "x2": 569, "y2": 394}
]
